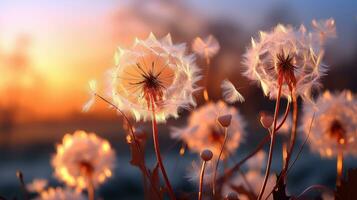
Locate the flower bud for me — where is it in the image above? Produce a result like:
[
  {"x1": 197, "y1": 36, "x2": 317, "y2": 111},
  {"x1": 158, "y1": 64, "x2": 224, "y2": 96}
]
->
[
  {"x1": 225, "y1": 192, "x2": 239, "y2": 200},
  {"x1": 260, "y1": 112, "x2": 273, "y2": 129},
  {"x1": 218, "y1": 114, "x2": 232, "y2": 127},
  {"x1": 200, "y1": 149, "x2": 213, "y2": 161}
]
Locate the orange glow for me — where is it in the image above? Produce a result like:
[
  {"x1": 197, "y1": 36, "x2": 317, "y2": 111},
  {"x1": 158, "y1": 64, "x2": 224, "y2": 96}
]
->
[
  {"x1": 336, "y1": 149, "x2": 344, "y2": 186},
  {"x1": 282, "y1": 142, "x2": 288, "y2": 166},
  {"x1": 0, "y1": 2, "x2": 152, "y2": 122},
  {"x1": 203, "y1": 89, "x2": 209, "y2": 101}
]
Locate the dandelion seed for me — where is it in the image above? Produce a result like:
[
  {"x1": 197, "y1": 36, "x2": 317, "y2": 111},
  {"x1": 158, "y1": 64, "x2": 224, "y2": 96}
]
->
[
  {"x1": 34, "y1": 187, "x2": 86, "y2": 200},
  {"x1": 171, "y1": 101, "x2": 245, "y2": 160},
  {"x1": 111, "y1": 33, "x2": 201, "y2": 122},
  {"x1": 26, "y1": 179, "x2": 48, "y2": 193},
  {"x1": 52, "y1": 130, "x2": 116, "y2": 191},
  {"x1": 192, "y1": 35, "x2": 220, "y2": 60},
  {"x1": 243, "y1": 21, "x2": 335, "y2": 100},
  {"x1": 221, "y1": 79, "x2": 245, "y2": 103},
  {"x1": 82, "y1": 80, "x2": 97, "y2": 112},
  {"x1": 312, "y1": 18, "x2": 336, "y2": 43}
]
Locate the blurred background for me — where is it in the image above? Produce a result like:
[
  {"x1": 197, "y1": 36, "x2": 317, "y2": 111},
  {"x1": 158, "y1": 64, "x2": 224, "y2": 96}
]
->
[{"x1": 0, "y1": 0, "x2": 356, "y2": 199}]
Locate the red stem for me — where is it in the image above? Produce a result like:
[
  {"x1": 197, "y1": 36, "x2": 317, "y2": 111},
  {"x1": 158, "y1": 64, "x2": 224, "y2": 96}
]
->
[
  {"x1": 150, "y1": 96, "x2": 176, "y2": 200},
  {"x1": 282, "y1": 91, "x2": 298, "y2": 181},
  {"x1": 212, "y1": 127, "x2": 228, "y2": 195},
  {"x1": 257, "y1": 81, "x2": 283, "y2": 200},
  {"x1": 216, "y1": 99, "x2": 290, "y2": 185},
  {"x1": 198, "y1": 161, "x2": 207, "y2": 200},
  {"x1": 95, "y1": 94, "x2": 161, "y2": 199}
]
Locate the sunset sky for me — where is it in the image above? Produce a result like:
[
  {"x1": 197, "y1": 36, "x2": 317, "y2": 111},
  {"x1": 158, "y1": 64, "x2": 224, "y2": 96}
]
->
[{"x1": 0, "y1": 0, "x2": 356, "y2": 121}]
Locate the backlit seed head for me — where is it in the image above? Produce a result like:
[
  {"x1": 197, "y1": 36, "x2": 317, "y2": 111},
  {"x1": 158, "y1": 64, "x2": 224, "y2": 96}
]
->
[{"x1": 301, "y1": 90, "x2": 357, "y2": 158}]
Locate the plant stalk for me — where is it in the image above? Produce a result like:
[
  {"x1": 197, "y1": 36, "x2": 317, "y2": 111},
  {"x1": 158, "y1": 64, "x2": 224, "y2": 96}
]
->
[
  {"x1": 150, "y1": 96, "x2": 176, "y2": 200},
  {"x1": 257, "y1": 82, "x2": 283, "y2": 200},
  {"x1": 213, "y1": 127, "x2": 228, "y2": 195},
  {"x1": 198, "y1": 161, "x2": 207, "y2": 200}
]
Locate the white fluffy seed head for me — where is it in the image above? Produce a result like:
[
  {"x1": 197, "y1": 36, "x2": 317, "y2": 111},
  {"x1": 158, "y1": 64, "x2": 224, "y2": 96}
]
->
[{"x1": 111, "y1": 33, "x2": 201, "y2": 122}]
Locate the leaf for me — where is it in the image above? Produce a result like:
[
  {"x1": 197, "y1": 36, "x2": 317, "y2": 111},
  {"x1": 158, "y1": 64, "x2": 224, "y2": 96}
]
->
[
  {"x1": 273, "y1": 174, "x2": 290, "y2": 200},
  {"x1": 335, "y1": 168, "x2": 357, "y2": 200}
]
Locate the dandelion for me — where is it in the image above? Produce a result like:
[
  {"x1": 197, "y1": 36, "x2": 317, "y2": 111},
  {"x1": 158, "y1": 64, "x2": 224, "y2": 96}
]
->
[
  {"x1": 34, "y1": 187, "x2": 86, "y2": 200},
  {"x1": 110, "y1": 32, "x2": 201, "y2": 122},
  {"x1": 111, "y1": 33, "x2": 200, "y2": 199},
  {"x1": 82, "y1": 80, "x2": 97, "y2": 112},
  {"x1": 52, "y1": 130, "x2": 116, "y2": 200},
  {"x1": 192, "y1": 35, "x2": 219, "y2": 101},
  {"x1": 221, "y1": 79, "x2": 245, "y2": 103},
  {"x1": 243, "y1": 21, "x2": 334, "y2": 100},
  {"x1": 192, "y1": 35, "x2": 220, "y2": 64},
  {"x1": 301, "y1": 90, "x2": 357, "y2": 185},
  {"x1": 242, "y1": 21, "x2": 336, "y2": 198},
  {"x1": 222, "y1": 151, "x2": 276, "y2": 200},
  {"x1": 311, "y1": 18, "x2": 336, "y2": 44},
  {"x1": 171, "y1": 101, "x2": 245, "y2": 160},
  {"x1": 26, "y1": 179, "x2": 48, "y2": 193}
]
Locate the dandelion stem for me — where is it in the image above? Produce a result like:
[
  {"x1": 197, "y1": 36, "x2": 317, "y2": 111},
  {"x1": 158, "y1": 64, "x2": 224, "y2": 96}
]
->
[
  {"x1": 213, "y1": 127, "x2": 228, "y2": 195},
  {"x1": 336, "y1": 145, "x2": 344, "y2": 186},
  {"x1": 150, "y1": 96, "x2": 176, "y2": 200},
  {"x1": 283, "y1": 91, "x2": 298, "y2": 182},
  {"x1": 257, "y1": 80, "x2": 283, "y2": 200},
  {"x1": 218, "y1": 134, "x2": 269, "y2": 183},
  {"x1": 87, "y1": 177, "x2": 95, "y2": 200},
  {"x1": 203, "y1": 50, "x2": 211, "y2": 102},
  {"x1": 295, "y1": 184, "x2": 333, "y2": 200},
  {"x1": 264, "y1": 113, "x2": 315, "y2": 200},
  {"x1": 198, "y1": 161, "x2": 207, "y2": 200},
  {"x1": 217, "y1": 99, "x2": 290, "y2": 187},
  {"x1": 276, "y1": 100, "x2": 291, "y2": 131},
  {"x1": 94, "y1": 93, "x2": 161, "y2": 199}
]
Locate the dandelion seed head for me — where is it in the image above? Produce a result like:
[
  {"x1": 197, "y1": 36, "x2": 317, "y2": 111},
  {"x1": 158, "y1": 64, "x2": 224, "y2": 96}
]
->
[
  {"x1": 34, "y1": 187, "x2": 86, "y2": 200},
  {"x1": 52, "y1": 130, "x2": 116, "y2": 190},
  {"x1": 192, "y1": 34, "x2": 220, "y2": 59},
  {"x1": 243, "y1": 21, "x2": 335, "y2": 100},
  {"x1": 111, "y1": 33, "x2": 201, "y2": 122},
  {"x1": 171, "y1": 101, "x2": 245, "y2": 160},
  {"x1": 301, "y1": 90, "x2": 357, "y2": 158}
]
